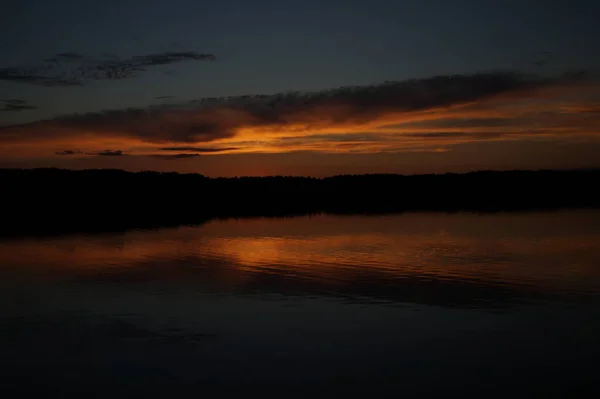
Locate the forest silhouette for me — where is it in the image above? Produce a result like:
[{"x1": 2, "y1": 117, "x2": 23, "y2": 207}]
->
[{"x1": 2, "y1": 167, "x2": 599, "y2": 237}]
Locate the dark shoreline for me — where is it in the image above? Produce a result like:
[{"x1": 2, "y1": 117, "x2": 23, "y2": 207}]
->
[{"x1": 2, "y1": 167, "x2": 599, "y2": 238}]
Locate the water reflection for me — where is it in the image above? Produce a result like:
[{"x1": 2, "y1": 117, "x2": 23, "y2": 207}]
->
[
  {"x1": 2, "y1": 211, "x2": 600, "y2": 309},
  {"x1": 1, "y1": 211, "x2": 600, "y2": 397}
]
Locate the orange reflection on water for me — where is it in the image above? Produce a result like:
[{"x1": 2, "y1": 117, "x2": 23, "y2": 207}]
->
[{"x1": 2, "y1": 211, "x2": 600, "y2": 300}]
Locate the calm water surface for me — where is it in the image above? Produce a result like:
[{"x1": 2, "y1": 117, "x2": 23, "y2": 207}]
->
[{"x1": 1, "y1": 211, "x2": 600, "y2": 397}]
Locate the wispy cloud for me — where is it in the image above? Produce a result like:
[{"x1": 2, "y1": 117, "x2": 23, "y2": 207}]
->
[
  {"x1": 55, "y1": 149, "x2": 82, "y2": 156},
  {"x1": 53, "y1": 146, "x2": 236, "y2": 159},
  {"x1": 55, "y1": 149, "x2": 127, "y2": 157},
  {"x1": 1, "y1": 99, "x2": 37, "y2": 112},
  {"x1": 151, "y1": 153, "x2": 201, "y2": 159},
  {"x1": 0, "y1": 51, "x2": 216, "y2": 87},
  {"x1": 158, "y1": 147, "x2": 239, "y2": 153},
  {"x1": 0, "y1": 69, "x2": 598, "y2": 158},
  {"x1": 86, "y1": 150, "x2": 127, "y2": 157}
]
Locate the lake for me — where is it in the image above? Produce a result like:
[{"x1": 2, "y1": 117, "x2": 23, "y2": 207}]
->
[{"x1": 1, "y1": 210, "x2": 600, "y2": 398}]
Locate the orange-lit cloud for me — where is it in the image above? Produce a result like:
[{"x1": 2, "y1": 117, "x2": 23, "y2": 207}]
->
[{"x1": 0, "y1": 70, "x2": 598, "y2": 159}]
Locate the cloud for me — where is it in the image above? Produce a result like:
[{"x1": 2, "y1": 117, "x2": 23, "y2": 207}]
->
[
  {"x1": 53, "y1": 148, "x2": 232, "y2": 159},
  {"x1": 1, "y1": 99, "x2": 37, "y2": 112},
  {"x1": 55, "y1": 149, "x2": 82, "y2": 155},
  {"x1": 154, "y1": 96, "x2": 175, "y2": 100},
  {"x1": 86, "y1": 150, "x2": 127, "y2": 157},
  {"x1": 54, "y1": 52, "x2": 86, "y2": 60},
  {"x1": 2, "y1": 99, "x2": 27, "y2": 104},
  {"x1": 0, "y1": 69, "x2": 598, "y2": 158},
  {"x1": 403, "y1": 132, "x2": 509, "y2": 140},
  {"x1": 133, "y1": 52, "x2": 216, "y2": 65},
  {"x1": 151, "y1": 153, "x2": 201, "y2": 159},
  {"x1": 402, "y1": 117, "x2": 511, "y2": 129},
  {"x1": 277, "y1": 133, "x2": 387, "y2": 143},
  {"x1": 158, "y1": 147, "x2": 239, "y2": 153},
  {"x1": 388, "y1": 107, "x2": 600, "y2": 137},
  {"x1": 56, "y1": 149, "x2": 132, "y2": 157},
  {"x1": 52, "y1": 148, "x2": 222, "y2": 160},
  {"x1": 0, "y1": 51, "x2": 216, "y2": 87}
]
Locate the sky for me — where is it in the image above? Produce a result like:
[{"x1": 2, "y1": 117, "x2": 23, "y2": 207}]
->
[{"x1": 1, "y1": 0, "x2": 599, "y2": 176}]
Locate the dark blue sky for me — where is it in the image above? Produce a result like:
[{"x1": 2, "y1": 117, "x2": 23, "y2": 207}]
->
[
  {"x1": 1, "y1": 0, "x2": 599, "y2": 176},
  {"x1": 2, "y1": 0, "x2": 599, "y2": 121}
]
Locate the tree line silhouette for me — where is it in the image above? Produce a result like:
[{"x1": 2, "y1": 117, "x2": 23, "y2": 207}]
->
[{"x1": 2, "y1": 167, "x2": 599, "y2": 237}]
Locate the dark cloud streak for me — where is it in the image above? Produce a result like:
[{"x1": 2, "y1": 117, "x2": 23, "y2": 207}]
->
[
  {"x1": 1, "y1": 99, "x2": 38, "y2": 112},
  {"x1": 151, "y1": 153, "x2": 201, "y2": 159},
  {"x1": 0, "y1": 51, "x2": 216, "y2": 87},
  {"x1": 54, "y1": 149, "x2": 206, "y2": 160},
  {"x1": 159, "y1": 147, "x2": 238, "y2": 153},
  {"x1": 55, "y1": 150, "x2": 82, "y2": 156},
  {"x1": 86, "y1": 150, "x2": 127, "y2": 157}
]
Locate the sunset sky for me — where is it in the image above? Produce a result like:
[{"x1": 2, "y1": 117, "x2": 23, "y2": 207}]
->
[{"x1": 1, "y1": 0, "x2": 599, "y2": 176}]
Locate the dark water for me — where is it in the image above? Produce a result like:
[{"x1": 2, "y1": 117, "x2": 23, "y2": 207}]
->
[{"x1": 1, "y1": 211, "x2": 600, "y2": 398}]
